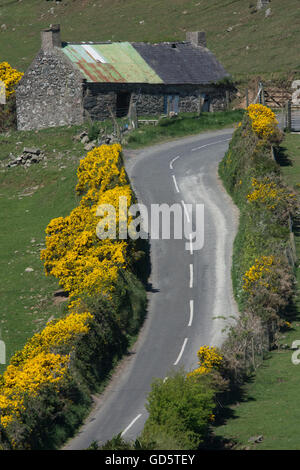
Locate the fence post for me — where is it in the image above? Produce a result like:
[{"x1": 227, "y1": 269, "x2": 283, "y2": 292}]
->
[
  {"x1": 225, "y1": 90, "x2": 230, "y2": 110},
  {"x1": 258, "y1": 81, "x2": 265, "y2": 105},
  {"x1": 270, "y1": 145, "x2": 276, "y2": 161},
  {"x1": 197, "y1": 94, "x2": 205, "y2": 116},
  {"x1": 251, "y1": 337, "x2": 255, "y2": 370},
  {"x1": 108, "y1": 105, "x2": 121, "y2": 143},
  {"x1": 128, "y1": 101, "x2": 138, "y2": 130},
  {"x1": 286, "y1": 100, "x2": 292, "y2": 132},
  {"x1": 167, "y1": 96, "x2": 171, "y2": 116}
]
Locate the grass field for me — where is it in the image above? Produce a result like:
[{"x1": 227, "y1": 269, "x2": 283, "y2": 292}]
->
[
  {"x1": 0, "y1": 0, "x2": 299, "y2": 79},
  {"x1": 0, "y1": 124, "x2": 86, "y2": 374},
  {"x1": 213, "y1": 133, "x2": 300, "y2": 450}
]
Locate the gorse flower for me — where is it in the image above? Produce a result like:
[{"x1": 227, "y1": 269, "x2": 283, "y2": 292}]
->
[
  {"x1": 247, "y1": 177, "x2": 297, "y2": 215},
  {"x1": 243, "y1": 255, "x2": 275, "y2": 293},
  {"x1": 187, "y1": 346, "x2": 223, "y2": 377},
  {"x1": 0, "y1": 62, "x2": 23, "y2": 98},
  {"x1": 247, "y1": 103, "x2": 278, "y2": 139},
  {"x1": 0, "y1": 353, "x2": 70, "y2": 430},
  {"x1": 0, "y1": 311, "x2": 93, "y2": 430},
  {"x1": 40, "y1": 144, "x2": 133, "y2": 300}
]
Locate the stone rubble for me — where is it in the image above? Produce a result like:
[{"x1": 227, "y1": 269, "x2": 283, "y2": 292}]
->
[
  {"x1": 73, "y1": 129, "x2": 120, "y2": 151},
  {"x1": 6, "y1": 147, "x2": 45, "y2": 168}
]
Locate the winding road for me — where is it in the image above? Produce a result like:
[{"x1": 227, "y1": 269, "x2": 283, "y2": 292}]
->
[{"x1": 64, "y1": 128, "x2": 238, "y2": 450}]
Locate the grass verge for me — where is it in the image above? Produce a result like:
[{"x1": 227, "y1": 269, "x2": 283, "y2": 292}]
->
[
  {"x1": 125, "y1": 111, "x2": 243, "y2": 149},
  {"x1": 213, "y1": 133, "x2": 300, "y2": 450}
]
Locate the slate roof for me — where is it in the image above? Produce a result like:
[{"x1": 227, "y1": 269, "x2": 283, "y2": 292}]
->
[
  {"x1": 62, "y1": 40, "x2": 228, "y2": 85},
  {"x1": 132, "y1": 42, "x2": 229, "y2": 85}
]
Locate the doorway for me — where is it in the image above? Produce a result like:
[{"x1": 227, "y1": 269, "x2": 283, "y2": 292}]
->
[{"x1": 116, "y1": 92, "x2": 131, "y2": 117}]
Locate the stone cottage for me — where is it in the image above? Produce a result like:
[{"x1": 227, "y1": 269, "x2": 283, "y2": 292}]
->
[{"x1": 16, "y1": 25, "x2": 231, "y2": 131}]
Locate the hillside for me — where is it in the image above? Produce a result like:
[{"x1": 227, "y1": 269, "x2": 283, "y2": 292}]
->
[{"x1": 0, "y1": 0, "x2": 299, "y2": 80}]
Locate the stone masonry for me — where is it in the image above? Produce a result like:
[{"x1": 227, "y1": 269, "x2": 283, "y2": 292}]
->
[{"x1": 16, "y1": 49, "x2": 84, "y2": 131}]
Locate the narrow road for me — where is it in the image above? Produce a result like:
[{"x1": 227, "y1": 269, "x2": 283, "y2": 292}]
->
[{"x1": 64, "y1": 128, "x2": 238, "y2": 450}]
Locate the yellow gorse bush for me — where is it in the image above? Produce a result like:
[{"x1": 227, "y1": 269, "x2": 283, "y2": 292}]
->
[
  {"x1": 0, "y1": 144, "x2": 133, "y2": 434},
  {"x1": 41, "y1": 144, "x2": 133, "y2": 299},
  {"x1": 187, "y1": 346, "x2": 223, "y2": 377},
  {"x1": 76, "y1": 143, "x2": 123, "y2": 195},
  {"x1": 247, "y1": 103, "x2": 278, "y2": 139},
  {"x1": 0, "y1": 352, "x2": 70, "y2": 429},
  {"x1": 0, "y1": 61, "x2": 23, "y2": 98},
  {"x1": 0, "y1": 311, "x2": 93, "y2": 429},
  {"x1": 11, "y1": 312, "x2": 93, "y2": 366},
  {"x1": 247, "y1": 177, "x2": 297, "y2": 211},
  {"x1": 243, "y1": 255, "x2": 275, "y2": 293}
]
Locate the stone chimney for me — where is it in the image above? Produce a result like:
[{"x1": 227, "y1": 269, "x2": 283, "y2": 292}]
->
[
  {"x1": 41, "y1": 24, "x2": 61, "y2": 51},
  {"x1": 257, "y1": 0, "x2": 270, "y2": 10},
  {"x1": 186, "y1": 31, "x2": 206, "y2": 48}
]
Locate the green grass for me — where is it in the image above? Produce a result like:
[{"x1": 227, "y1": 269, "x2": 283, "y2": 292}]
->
[
  {"x1": 213, "y1": 133, "x2": 300, "y2": 450},
  {"x1": 214, "y1": 339, "x2": 300, "y2": 450},
  {"x1": 0, "y1": 0, "x2": 299, "y2": 79},
  {"x1": 0, "y1": 124, "x2": 88, "y2": 373},
  {"x1": 126, "y1": 110, "x2": 243, "y2": 148}
]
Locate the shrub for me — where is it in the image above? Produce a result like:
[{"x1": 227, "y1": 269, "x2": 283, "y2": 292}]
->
[
  {"x1": 221, "y1": 312, "x2": 268, "y2": 383},
  {"x1": 0, "y1": 143, "x2": 148, "y2": 449},
  {"x1": 218, "y1": 104, "x2": 297, "y2": 380},
  {"x1": 247, "y1": 103, "x2": 278, "y2": 139},
  {"x1": 187, "y1": 346, "x2": 223, "y2": 376},
  {"x1": 0, "y1": 62, "x2": 23, "y2": 131},
  {"x1": 0, "y1": 62, "x2": 23, "y2": 99},
  {"x1": 40, "y1": 144, "x2": 137, "y2": 300},
  {"x1": 141, "y1": 371, "x2": 216, "y2": 450}
]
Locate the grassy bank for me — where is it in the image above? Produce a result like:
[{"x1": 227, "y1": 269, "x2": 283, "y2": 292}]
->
[
  {"x1": 213, "y1": 133, "x2": 300, "y2": 450},
  {"x1": 126, "y1": 111, "x2": 244, "y2": 149},
  {"x1": 1, "y1": 0, "x2": 300, "y2": 79}
]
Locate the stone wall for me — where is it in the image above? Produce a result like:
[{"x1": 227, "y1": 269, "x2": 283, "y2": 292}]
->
[
  {"x1": 132, "y1": 93, "x2": 164, "y2": 115},
  {"x1": 83, "y1": 85, "x2": 116, "y2": 120},
  {"x1": 179, "y1": 93, "x2": 201, "y2": 113},
  {"x1": 16, "y1": 49, "x2": 84, "y2": 131},
  {"x1": 82, "y1": 83, "x2": 229, "y2": 119}
]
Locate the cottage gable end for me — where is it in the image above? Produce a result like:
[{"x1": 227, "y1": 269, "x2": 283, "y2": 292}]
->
[{"x1": 16, "y1": 27, "x2": 84, "y2": 131}]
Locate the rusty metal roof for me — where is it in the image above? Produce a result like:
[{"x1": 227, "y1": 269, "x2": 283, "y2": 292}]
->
[{"x1": 62, "y1": 42, "x2": 163, "y2": 84}]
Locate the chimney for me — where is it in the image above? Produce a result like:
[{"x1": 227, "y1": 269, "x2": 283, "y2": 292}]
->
[
  {"x1": 186, "y1": 31, "x2": 206, "y2": 48},
  {"x1": 257, "y1": 0, "x2": 270, "y2": 10},
  {"x1": 41, "y1": 24, "x2": 61, "y2": 51}
]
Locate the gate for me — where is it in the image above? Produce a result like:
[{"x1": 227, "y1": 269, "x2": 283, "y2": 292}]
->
[{"x1": 282, "y1": 101, "x2": 300, "y2": 132}]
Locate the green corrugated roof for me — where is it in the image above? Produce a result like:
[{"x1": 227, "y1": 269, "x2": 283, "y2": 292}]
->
[{"x1": 62, "y1": 42, "x2": 163, "y2": 84}]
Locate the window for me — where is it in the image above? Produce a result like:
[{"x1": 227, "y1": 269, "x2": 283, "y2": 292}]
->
[{"x1": 164, "y1": 95, "x2": 179, "y2": 114}]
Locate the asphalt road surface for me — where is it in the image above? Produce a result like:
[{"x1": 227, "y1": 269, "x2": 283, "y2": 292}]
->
[{"x1": 64, "y1": 128, "x2": 239, "y2": 450}]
